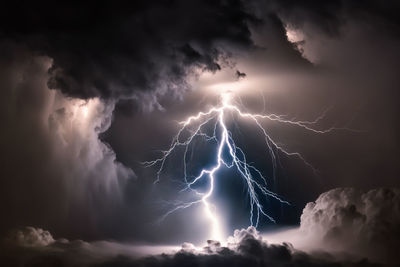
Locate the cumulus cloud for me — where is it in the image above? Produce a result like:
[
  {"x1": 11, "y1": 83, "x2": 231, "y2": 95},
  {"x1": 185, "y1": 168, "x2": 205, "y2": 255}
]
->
[
  {"x1": 1, "y1": 227, "x2": 187, "y2": 264},
  {"x1": 5, "y1": 227, "x2": 55, "y2": 247},
  {"x1": 1, "y1": 226, "x2": 383, "y2": 267},
  {"x1": 3, "y1": 186, "x2": 400, "y2": 266},
  {"x1": 299, "y1": 187, "x2": 400, "y2": 263}
]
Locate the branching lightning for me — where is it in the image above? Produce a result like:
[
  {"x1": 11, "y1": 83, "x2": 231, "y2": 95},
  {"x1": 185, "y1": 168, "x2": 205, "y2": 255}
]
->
[{"x1": 143, "y1": 90, "x2": 348, "y2": 241}]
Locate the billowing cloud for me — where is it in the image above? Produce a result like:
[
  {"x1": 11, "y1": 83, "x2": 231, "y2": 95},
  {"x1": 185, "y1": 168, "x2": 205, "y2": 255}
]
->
[
  {"x1": 268, "y1": 0, "x2": 400, "y2": 37},
  {"x1": 0, "y1": 225, "x2": 382, "y2": 267},
  {"x1": 0, "y1": 1, "x2": 259, "y2": 111},
  {"x1": 3, "y1": 188, "x2": 400, "y2": 265},
  {"x1": 300, "y1": 187, "x2": 400, "y2": 263},
  {"x1": 1, "y1": 0, "x2": 400, "y2": 257},
  {"x1": 3, "y1": 1, "x2": 399, "y2": 112},
  {"x1": 0, "y1": 41, "x2": 133, "y2": 239},
  {"x1": 5, "y1": 227, "x2": 55, "y2": 247}
]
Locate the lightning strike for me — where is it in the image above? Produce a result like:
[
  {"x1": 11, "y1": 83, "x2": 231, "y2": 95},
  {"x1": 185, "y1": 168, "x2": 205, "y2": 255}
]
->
[{"x1": 143, "y1": 90, "x2": 347, "y2": 241}]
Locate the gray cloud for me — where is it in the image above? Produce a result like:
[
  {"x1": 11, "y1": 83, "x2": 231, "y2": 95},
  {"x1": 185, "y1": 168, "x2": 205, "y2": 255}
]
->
[
  {"x1": 5, "y1": 227, "x2": 55, "y2": 247},
  {"x1": 0, "y1": 41, "x2": 133, "y2": 240},
  {"x1": 2, "y1": 187, "x2": 400, "y2": 265},
  {"x1": 1, "y1": 0, "x2": 400, "y2": 254},
  {"x1": 266, "y1": 0, "x2": 400, "y2": 37},
  {"x1": 0, "y1": 225, "x2": 383, "y2": 267},
  {"x1": 0, "y1": 1, "x2": 258, "y2": 111},
  {"x1": 3, "y1": 1, "x2": 399, "y2": 111},
  {"x1": 300, "y1": 187, "x2": 400, "y2": 263}
]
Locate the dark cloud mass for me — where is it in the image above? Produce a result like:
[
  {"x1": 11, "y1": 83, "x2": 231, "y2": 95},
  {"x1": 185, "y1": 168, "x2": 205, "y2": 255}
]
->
[
  {"x1": 0, "y1": 0, "x2": 256, "y2": 109},
  {"x1": 1, "y1": 0, "x2": 400, "y2": 266}
]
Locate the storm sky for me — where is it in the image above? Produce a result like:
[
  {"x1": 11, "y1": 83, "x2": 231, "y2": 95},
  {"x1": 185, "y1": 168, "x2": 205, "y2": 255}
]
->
[{"x1": 1, "y1": 1, "x2": 400, "y2": 266}]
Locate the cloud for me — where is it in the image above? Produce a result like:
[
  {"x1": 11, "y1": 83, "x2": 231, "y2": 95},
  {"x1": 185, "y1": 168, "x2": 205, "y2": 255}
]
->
[
  {"x1": 1, "y1": 226, "x2": 383, "y2": 267},
  {"x1": 1, "y1": 0, "x2": 400, "y2": 249},
  {"x1": 2, "y1": 1, "x2": 398, "y2": 110},
  {"x1": 0, "y1": 1, "x2": 258, "y2": 111},
  {"x1": 0, "y1": 41, "x2": 133, "y2": 239},
  {"x1": 299, "y1": 187, "x2": 400, "y2": 263},
  {"x1": 5, "y1": 227, "x2": 55, "y2": 247},
  {"x1": 267, "y1": 0, "x2": 400, "y2": 36},
  {"x1": 3, "y1": 187, "x2": 399, "y2": 266}
]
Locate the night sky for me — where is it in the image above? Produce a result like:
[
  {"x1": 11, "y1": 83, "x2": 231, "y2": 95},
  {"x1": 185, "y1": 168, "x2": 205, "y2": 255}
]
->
[{"x1": 1, "y1": 1, "x2": 400, "y2": 266}]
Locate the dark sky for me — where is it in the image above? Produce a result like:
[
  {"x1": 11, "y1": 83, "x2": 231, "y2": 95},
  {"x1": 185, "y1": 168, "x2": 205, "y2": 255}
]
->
[{"x1": 1, "y1": 1, "x2": 400, "y2": 266}]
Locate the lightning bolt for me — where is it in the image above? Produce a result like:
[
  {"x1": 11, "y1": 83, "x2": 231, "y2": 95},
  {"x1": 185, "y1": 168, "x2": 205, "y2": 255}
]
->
[{"x1": 143, "y1": 90, "x2": 348, "y2": 241}]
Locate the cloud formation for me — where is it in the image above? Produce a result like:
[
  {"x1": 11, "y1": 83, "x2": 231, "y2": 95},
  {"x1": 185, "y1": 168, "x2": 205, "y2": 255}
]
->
[
  {"x1": 2, "y1": 1, "x2": 399, "y2": 111},
  {"x1": 1, "y1": 0, "x2": 400, "y2": 250},
  {"x1": 3, "y1": 187, "x2": 400, "y2": 266},
  {"x1": 1, "y1": 225, "x2": 381, "y2": 267},
  {"x1": 5, "y1": 227, "x2": 55, "y2": 247},
  {"x1": 0, "y1": 1, "x2": 259, "y2": 111},
  {"x1": 268, "y1": 0, "x2": 400, "y2": 36},
  {"x1": 300, "y1": 187, "x2": 400, "y2": 263},
  {"x1": 0, "y1": 41, "x2": 133, "y2": 239}
]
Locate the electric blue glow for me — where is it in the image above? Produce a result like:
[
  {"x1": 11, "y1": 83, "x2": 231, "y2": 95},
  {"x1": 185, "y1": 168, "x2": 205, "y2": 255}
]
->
[{"x1": 143, "y1": 91, "x2": 345, "y2": 240}]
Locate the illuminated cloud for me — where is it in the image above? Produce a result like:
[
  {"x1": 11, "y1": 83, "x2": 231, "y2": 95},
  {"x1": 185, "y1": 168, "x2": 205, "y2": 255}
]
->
[
  {"x1": 0, "y1": 224, "x2": 383, "y2": 267},
  {"x1": 300, "y1": 187, "x2": 400, "y2": 263},
  {"x1": 0, "y1": 42, "x2": 133, "y2": 238},
  {"x1": 1, "y1": 2, "x2": 400, "y2": 263}
]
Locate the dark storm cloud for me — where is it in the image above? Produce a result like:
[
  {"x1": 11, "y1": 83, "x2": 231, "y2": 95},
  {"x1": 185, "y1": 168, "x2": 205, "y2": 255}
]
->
[
  {"x1": 0, "y1": 0, "x2": 257, "y2": 109},
  {"x1": 2, "y1": 0, "x2": 399, "y2": 106},
  {"x1": 0, "y1": 226, "x2": 383, "y2": 267},
  {"x1": 2, "y1": 0, "x2": 400, "y2": 258},
  {"x1": 99, "y1": 0, "x2": 400, "y2": 243}
]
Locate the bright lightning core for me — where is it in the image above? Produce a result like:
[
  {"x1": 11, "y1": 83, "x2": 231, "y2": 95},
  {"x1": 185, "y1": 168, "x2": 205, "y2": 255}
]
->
[{"x1": 144, "y1": 90, "x2": 338, "y2": 241}]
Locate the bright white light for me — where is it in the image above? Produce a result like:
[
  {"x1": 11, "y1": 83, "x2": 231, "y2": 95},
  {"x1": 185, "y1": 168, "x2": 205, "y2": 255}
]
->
[
  {"x1": 206, "y1": 80, "x2": 252, "y2": 96},
  {"x1": 144, "y1": 86, "x2": 350, "y2": 241},
  {"x1": 285, "y1": 27, "x2": 305, "y2": 43},
  {"x1": 82, "y1": 105, "x2": 89, "y2": 118}
]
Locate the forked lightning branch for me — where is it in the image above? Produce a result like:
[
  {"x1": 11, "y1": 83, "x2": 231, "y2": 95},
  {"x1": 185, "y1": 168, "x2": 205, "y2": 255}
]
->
[{"x1": 143, "y1": 90, "x2": 344, "y2": 240}]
